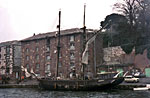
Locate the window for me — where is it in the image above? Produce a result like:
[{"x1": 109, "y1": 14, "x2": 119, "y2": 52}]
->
[
  {"x1": 26, "y1": 64, "x2": 29, "y2": 70},
  {"x1": 70, "y1": 62, "x2": 75, "y2": 66},
  {"x1": 70, "y1": 43, "x2": 75, "y2": 50},
  {"x1": 47, "y1": 64, "x2": 50, "y2": 70},
  {"x1": 70, "y1": 35, "x2": 75, "y2": 42},
  {"x1": 36, "y1": 54, "x2": 39, "y2": 60},
  {"x1": 46, "y1": 46, "x2": 50, "y2": 52},
  {"x1": 70, "y1": 52, "x2": 75, "y2": 59},
  {"x1": 46, "y1": 38, "x2": 50, "y2": 45},
  {"x1": 0, "y1": 54, "x2": 1, "y2": 59},
  {"x1": 46, "y1": 38, "x2": 50, "y2": 52},
  {"x1": 6, "y1": 46, "x2": 10, "y2": 53},
  {"x1": 36, "y1": 63, "x2": 40, "y2": 71},
  {"x1": 45, "y1": 64, "x2": 50, "y2": 73},
  {"x1": 59, "y1": 62, "x2": 62, "y2": 67},
  {"x1": 59, "y1": 72, "x2": 62, "y2": 77},
  {"x1": 16, "y1": 72, "x2": 19, "y2": 79},
  {"x1": 46, "y1": 55, "x2": 50, "y2": 60},
  {"x1": 0, "y1": 47, "x2": 1, "y2": 52},
  {"x1": 36, "y1": 47, "x2": 39, "y2": 52},
  {"x1": 26, "y1": 56, "x2": 29, "y2": 61},
  {"x1": 26, "y1": 48, "x2": 29, "y2": 53}
]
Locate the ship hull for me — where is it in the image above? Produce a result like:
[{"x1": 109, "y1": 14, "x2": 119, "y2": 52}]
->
[{"x1": 38, "y1": 77, "x2": 124, "y2": 91}]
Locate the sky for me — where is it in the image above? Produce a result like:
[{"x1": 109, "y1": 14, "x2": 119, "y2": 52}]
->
[{"x1": 0, "y1": 0, "x2": 118, "y2": 42}]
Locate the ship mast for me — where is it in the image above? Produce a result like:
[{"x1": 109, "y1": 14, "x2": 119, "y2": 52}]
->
[
  {"x1": 82, "y1": 4, "x2": 86, "y2": 80},
  {"x1": 83, "y1": 4, "x2": 87, "y2": 41},
  {"x1": 56, "y1": 10, "x2": 61, "y2": 78}
]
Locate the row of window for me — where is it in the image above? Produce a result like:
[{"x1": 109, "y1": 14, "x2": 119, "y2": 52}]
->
[
  {"x1": 0, "y1": 46, "x2": 11, "y2": 53},
  {"x1": 25, "y1": 35, "x2": 75, "y2": 53},
  {"x1": 26, "y1": 63, "x2": 40, "y2": 71},
  {"x1": 25, "y1": 44, "x2": 74, "y2": 54},
  {"x1": 26, "y1": 55, "x2": 50, "y2": 61},
  {"x1": 26, "y1": 64, "x2": 50, "y2": 72},
  {"x1": 25, "y1": 47, "x2": 39, "y2": 53},
  {"x1": 25, "y1": 46, "x2": 50, "y2": 53},
  {"x1": 26, "y1": 62, "x2": 73, "y2": 71},
  {"x1": 26, "y1": 53, "x2": 74, "y2": 61}
]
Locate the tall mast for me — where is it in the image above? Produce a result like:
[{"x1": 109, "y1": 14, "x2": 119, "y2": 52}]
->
[
  {"x1": 83, "y1": 4, "x2": 86, "y2": 41},
  {"x1": 82, "y1": 4, "x2": 86, "y2": 80},
  {"x1": 56, "y1": 10, "x2": 61, "y2": 78}
]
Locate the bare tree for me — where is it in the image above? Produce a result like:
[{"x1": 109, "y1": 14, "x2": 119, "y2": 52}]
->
[
  {"x1": 114, "y1": 0, "x2": 139, "y2": 27},
  {"x1": 113, "y1": 0, "x2": 150, "y2": 57},
  {"x1": 136, "y1": 0, "x2": 150, "y2": 36}
]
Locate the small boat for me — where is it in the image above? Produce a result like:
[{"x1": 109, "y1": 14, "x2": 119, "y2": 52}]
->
[
  {"x1": 133, "y1": 84, "x2": 150, "y2": 91},
  {"x1": 133, "y1": 87, "x2": 149, "y2": 91}
]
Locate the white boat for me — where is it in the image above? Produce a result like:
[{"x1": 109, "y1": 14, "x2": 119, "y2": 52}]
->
[
  {"x1": 133, "y1": 87, "x2": 149, "y2": 91},
  {"x1": 133, "y1": 84, "x2": 150, "y2": 91}
]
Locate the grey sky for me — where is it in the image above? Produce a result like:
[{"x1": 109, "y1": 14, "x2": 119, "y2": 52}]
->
[{"x1": 0, "y1": 0, "x2": 118, "y2": 42}]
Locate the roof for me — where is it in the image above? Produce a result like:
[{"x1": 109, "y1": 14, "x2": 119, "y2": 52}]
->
[
  {"x1": 21, "y1": 28, "x2": 95, "y2": 42},
  {"x1": 0, "y1": 40, "x2": 20, "y2": 47}
]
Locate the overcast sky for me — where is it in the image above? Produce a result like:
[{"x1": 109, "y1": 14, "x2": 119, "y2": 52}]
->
[{"x1": 0, "y1": 0, "x2": 118, "y2": 42}]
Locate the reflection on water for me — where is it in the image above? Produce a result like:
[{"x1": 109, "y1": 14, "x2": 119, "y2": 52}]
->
[{"x1": 0, "y1": 88, "x2": 150, "y2": 98}]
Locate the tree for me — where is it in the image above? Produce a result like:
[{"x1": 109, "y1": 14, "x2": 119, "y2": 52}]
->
[
  {"x1": 101, "y1": 13, "x2": 127, "y2": 48},
  {"x1": 112, "y1": 0, "x2": 150, "y2": 57}
]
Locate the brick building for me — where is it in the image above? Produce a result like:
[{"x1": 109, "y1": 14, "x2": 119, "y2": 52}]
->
[
  {"x1": 21, "y1": 28, "x2": 103, "y2": 79},
  {"x1": 0, "y1": 40, "x2": 21, "y2": 80}
]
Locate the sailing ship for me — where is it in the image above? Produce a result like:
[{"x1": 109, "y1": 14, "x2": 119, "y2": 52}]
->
[{"x1": 37, "y1": 6, "x2": 124, "y2": 91}]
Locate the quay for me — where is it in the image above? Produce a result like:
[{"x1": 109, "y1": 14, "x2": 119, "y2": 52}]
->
[
  {"x1": 0, "y1": 82, "x2": 147, "y2": 90},
  {"x1": 0, "y1": 84, "x2": 38, "y2": 88},
  {"x1": 0, "y1": 79, "x2": 38, "y2": 88}
]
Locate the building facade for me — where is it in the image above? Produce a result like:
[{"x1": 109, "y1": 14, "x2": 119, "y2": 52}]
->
[
  {"x1": 0, "y1": 41, "x2": 21, "y2": 80},
  {"x1": 97, "y1": 46, "x2": 133, "y2": 75},
  {"x1": 21, "y1": 28, "x2": 103, "y2": 79},
  {"x1": 101, "y1": 46, "x2": 150, "y2": 77}
]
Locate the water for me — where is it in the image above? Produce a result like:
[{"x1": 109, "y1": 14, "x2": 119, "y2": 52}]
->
[{"x1": 0, "y1": 88, "x2": 150, "y2": 98}]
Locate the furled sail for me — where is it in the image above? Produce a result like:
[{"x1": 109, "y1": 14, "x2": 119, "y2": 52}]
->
[
  {"x1": 81, "y1": 33, "x2": 97, "y2": 65},
  {"x1": 21, "y1": 66, "x2": 31, "y2": 78},
  {"x1": 24, "y1": 68, "x2": 31, "y2": 78},
  {"x1": 81, "y1": 23, "x2": 109, "y2": 65}
]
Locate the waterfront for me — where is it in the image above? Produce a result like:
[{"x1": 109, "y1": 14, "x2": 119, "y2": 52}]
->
[{"x1": 0, "y1": 88, "x2": 150, "y2": 98}]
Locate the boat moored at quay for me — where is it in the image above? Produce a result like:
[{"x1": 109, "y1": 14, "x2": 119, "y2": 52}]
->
[
  {"x1": 37, "y1": 7, "x2": 125, "y2": 91},
  {"x1": 38, "y1": 76, "x2": 124, "y2": 91}
]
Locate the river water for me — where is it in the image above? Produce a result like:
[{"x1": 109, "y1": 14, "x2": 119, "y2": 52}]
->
[{"x1": 0, "y1": 88, "x2": 150, "y2": 98}]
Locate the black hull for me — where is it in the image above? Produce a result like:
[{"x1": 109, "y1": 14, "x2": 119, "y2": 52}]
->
[{"x1": 38, "y1": 77, "x2": 124, "y2": 91}]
